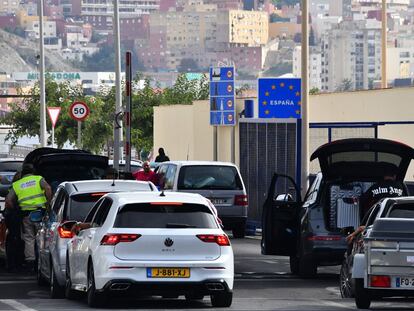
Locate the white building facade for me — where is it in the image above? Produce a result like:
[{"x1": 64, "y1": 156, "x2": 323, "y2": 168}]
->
[{"x1": 293, "y1": 46, "x2": 322, "y2": 90}]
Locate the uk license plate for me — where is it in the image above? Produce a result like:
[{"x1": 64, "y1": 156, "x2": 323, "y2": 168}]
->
[
  {"x1": 147, "y1": 268, "x2": 190, "y2": 278},
  {"x1": 211, "y1": 198, "x2": 226, "y2": 205},
  {"x1": 396, "y1": 277, "x2": 414, "y2": 288}
]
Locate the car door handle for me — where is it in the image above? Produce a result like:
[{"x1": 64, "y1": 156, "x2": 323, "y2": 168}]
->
[{"x1": 88, "y1": 234, "x2": 92, "y2": 238}]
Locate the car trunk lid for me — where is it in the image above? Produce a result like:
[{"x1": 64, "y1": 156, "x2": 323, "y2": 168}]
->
[{"x1": 310, "y1": 138, "x2": 414, "y2": 181}]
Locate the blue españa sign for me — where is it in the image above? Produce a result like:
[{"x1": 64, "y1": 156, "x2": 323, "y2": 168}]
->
[
  {"x1": 209, "y1": 67, "x2": 235, "y2": 126},
  {"x1": 258, "y1": 78, "x2": 301, "y2": 119}
]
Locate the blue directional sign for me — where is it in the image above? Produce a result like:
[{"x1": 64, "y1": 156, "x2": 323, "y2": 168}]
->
[
  {"x1": 258, "y1": 78, "x2": 301, "y2": 119},
  {"x1": 209, "y1": 66, "x2": 235, "y2": 126}
]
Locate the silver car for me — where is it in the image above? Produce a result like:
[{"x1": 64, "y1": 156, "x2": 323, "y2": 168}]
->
[
  {"x1": 35, "y1": 180, "x2": 156, "y2": 298},
  {"x1": 155, "y1": 161, "x2": 248, "y2": 238}
]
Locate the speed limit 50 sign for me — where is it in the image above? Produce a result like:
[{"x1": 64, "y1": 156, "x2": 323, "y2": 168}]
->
[{"x1": 69, "y1": 101, "x2": 90, "y2": 121}]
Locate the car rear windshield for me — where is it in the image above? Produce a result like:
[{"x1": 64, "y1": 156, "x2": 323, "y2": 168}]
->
[
  {"x1": 69, "y1": 193, "x2": 105, "y2": 221},
  {"x1": 177, "y1": 165, "x2": 243, "y2": 190},
  {"x1": 0, "y1": 161, "x2": 22, "y2": 172},
  {"x1": 329, "y1": 151, "x2": 402, "y2": 167},
  {"x1": 387, "y1": 203, "x2": 414, "y2": 219},
  {"x1": 114, "y1": 203, "x2": 218, "y2": 229}
]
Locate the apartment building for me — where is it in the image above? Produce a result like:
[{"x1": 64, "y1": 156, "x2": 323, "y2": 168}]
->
[
  {"x1": 320, "y1": 19, "x2": 382, "y2": 91},
  {"x1": 81, "y1": 0, "x2": 160, "y2": 30},
  {"x1": 0, "y1": 0, "x2": 19, "y2": 15},
  {"x1": 293, "y1": 46, "x2": 322, "y2": 90}
]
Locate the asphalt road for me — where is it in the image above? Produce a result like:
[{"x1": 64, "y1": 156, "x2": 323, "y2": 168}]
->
[{"x1": 0, "y1": 236, "x2": 413, "y2": 310}]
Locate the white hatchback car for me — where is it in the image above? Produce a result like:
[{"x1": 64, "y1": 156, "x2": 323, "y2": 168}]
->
[{"x1": 65, "y1": 192, "x2": 234, "y2": 308}]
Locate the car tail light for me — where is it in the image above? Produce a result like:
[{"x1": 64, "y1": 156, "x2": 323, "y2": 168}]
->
[
  {"x1": 100, "y1": 234, "x2": 141, "y2": 245},
  {"x1": 197, "y1": 234, "x2": 230, "y2": 246},
  {"x1": 234, "y1": 195, "x2": 248, "y2": 206},
  {"x1": 370, "y1": 275, "x2": 391, "y2": 288},
  {"x1": 307, "y1": 235, "x2": 342, "y2": 241},
  {"x1": 57, "y1": 226, "x2": 74, "y2": 239}
]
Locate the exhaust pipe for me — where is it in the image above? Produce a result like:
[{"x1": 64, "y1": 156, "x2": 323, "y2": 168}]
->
[
  {"x1": 110, "y1": 283, "x2": 131, "y2": 291},
  {"x1": 206, "y1": 283, "x2": 225, "y2": 291}
]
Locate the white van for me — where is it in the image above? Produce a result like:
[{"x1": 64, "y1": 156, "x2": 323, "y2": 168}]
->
[{"x1": 155, "y1": 161, "x2": 248, "y2": 238}]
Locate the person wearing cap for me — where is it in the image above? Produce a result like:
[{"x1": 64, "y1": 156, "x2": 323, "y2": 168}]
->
[{"x1": 5, "y1": 163, "x2": 52, "y2": 269}]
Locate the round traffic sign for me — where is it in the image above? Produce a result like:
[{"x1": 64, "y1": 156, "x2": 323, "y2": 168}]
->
[{"x1": 69, "y1": 101, "x2": 90, "y2": 121}]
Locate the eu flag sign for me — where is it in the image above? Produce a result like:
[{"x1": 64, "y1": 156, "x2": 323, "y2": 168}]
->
[
  {"x1": 258, "y1": 78, "x2": 301, "y2": 119},
  {"x1": 209, "y1": 66, "x2": 235, "y2": 126}
]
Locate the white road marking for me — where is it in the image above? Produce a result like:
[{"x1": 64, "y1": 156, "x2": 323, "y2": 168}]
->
[
  {"x1": 326, "y1": 286, "x2": 342, "y2": 296},
  {"x1": 0, "y1": 300, "x2": 38, "y2": 311}
]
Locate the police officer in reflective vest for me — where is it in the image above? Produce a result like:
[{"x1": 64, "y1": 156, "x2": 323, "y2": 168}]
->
[{"x1": 5, "y1": 163, "x2": 52, "y2": 268}]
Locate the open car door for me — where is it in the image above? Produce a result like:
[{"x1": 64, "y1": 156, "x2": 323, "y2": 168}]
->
[{"x1": 261, "y1": 173, "x2": 302, "y2": 255}]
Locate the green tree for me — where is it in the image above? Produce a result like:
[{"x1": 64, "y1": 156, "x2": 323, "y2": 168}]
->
[
  {"x1": 309, "y1": 87, "x2": 320, "y2": 95},
  {"x1": 336, "y1": 79, "x2": 353, "y2": 92},
  {"x1": 3, "y1": 79, "x2": 113, "y2": 153}
]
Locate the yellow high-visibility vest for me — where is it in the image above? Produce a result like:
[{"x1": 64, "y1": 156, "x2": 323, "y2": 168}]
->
[{"x1": 12, "y1": 175, "x2": 47, "y2": 211}]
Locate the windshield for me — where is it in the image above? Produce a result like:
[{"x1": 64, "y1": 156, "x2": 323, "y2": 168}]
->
[
  {"x1": 328, "y1": 151, "x2": 402, "y2": 167},
  {"x1": 0, "y1": 161, "x2": 23, "y2": 172},
  {"x1": 114, "y1": 203, "x2": 218, "y2": 229},
  {"x1": 386, "y1": 203, "x2": 414, "y2": 219},
  {"x1": 177, "y1": 165, "x2": 243, "y2": 190}
]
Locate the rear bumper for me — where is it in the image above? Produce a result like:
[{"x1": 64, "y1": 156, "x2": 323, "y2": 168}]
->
[{"x1": 99, "y1": 279, "x2": 232, "y2": 297}]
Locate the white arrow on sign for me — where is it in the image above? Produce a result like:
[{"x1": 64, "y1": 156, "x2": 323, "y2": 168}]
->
[{"x1": 47, "y1": 107, "x2": 61, "y2": 128}]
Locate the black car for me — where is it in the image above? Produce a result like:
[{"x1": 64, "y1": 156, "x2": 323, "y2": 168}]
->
[
  {"x1": 23, "y1": 148, "x2": 108, "y2": 192},
  {"x1": 261, "y1": 138, "x2": 414, "y2": 277}
]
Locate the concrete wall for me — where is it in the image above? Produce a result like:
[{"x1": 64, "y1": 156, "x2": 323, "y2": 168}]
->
[{"x1": 154, "y1": 87, "x2": 414, "y2": 179}]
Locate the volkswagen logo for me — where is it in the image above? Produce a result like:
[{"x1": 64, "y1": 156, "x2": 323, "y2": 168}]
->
[{"x1": 164, "y1": 238, "x2": 174, "y2": 247}]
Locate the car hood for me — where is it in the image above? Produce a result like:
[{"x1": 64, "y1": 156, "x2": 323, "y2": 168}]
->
[{"x1": 310, "y1": 138, "x2": 414, "y2": 181}]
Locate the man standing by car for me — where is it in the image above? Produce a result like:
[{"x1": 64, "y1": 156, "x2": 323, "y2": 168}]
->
[
  {"x1": 5, "y1": 163, "x2": 52, "y2": 270},
  {"x1": 133, "y1": 161, "x2": 156, "y2": 182}
]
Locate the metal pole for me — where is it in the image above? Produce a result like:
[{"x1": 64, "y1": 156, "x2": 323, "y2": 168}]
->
[
  {"x1": 113, "y1": 0, "x2": 122, "y2": 169},
  {"x1": 381, "y1": 0, "x2": 387, "y2": 88},
  {"x1": 300, "y1": 0, "x2": 310, "y2": 197},
  {"x1": 51, "y1": 126, "x2": 55, "y2": 148},
  {"x1": 213, "y1": 126, "x2": 218, "y2": 161},
  {"x1": 125, "y1": 51, "x2": 132, "y2": 172},
  {"x1": 231, "y1": 126, "x2": 235, "y2": 163},
  {"x1": 77, "y1": 121, "x2": 81, "y2": 149},
  {"x1": 38, "y1": 0, "x2": 47, "y2": 147}
]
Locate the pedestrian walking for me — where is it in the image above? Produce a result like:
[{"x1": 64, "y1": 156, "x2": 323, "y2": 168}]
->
[
  {"x1": 155, "y1": 148, "x2": 170, "y2": 163},
  {"x1": 5, "y1": 163, "x2": 52, "y2": 271}
]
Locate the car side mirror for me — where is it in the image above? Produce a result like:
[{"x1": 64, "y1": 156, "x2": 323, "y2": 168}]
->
[{"x1": 29, "y1": 210, "x2": 44, "y2": 223}]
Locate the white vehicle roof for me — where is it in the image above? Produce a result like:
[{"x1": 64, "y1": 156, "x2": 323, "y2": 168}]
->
[
  {"x1": 69, "y1": 180, "x2": 155, "y2": 193},
  {"x1": 161, "y1": 160, "x2": 238, "y2": 167},
  {"x1": 106, "y1": 191, "x2": 209, "y2": 207}
]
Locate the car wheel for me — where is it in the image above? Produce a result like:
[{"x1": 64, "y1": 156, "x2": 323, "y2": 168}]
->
[
  {"x1": 340, "y1": 258, "x2": 354, "y2": 298},
  {"x1": 298, "y1": 254, "x2": 317, "y2": 278},
  {"x1": 232, "y1": 224, "x2": 246, "y2": 239},
  {"x1": 36, "y1": 255, "x2": 47, "y2": 286},
  {"x1": 354, "y1": 278, "x2": 371, "y2": 309},
  {"x1": 65, "y1": 257, "x2": 81, "y2": 300},
  {"x1": 50, "y1": 264, "x2": 64, "y2": 299},
  {"x1": 210, "y1": 292, "x2": 233, "y2": 308},
  {"x1": 87, "y1": 262, "x2": 106, "y2": 308},
  {"x1": 185, "y1": 294, "x2": 204, "y2": 301},
  {"x1": 289, "y1": 255, "x2": 299, "y2": 275}
]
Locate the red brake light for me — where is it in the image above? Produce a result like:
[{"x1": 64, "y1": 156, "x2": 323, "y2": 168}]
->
[
  {"x1": 307, "y1": 235, "x2": 342, "y2": 241},
  {"x1": 100, "y1": 234, "x2": 141, "y2": 245},
  {"x1": 370, "y1": 275, "x2": 391, "y2": 288},
  {"x1": 234, "y1": 195, "x2": 248, "y2": 206},
  {"x1": 58, "y1": 226, "x2": 74, "y2": 239},
  {"x1": 197, "y1": 234, "x2": 230, "y2": 246}
]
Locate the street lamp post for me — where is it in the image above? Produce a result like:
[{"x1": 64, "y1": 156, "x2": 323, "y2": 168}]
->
[
  {"x1": 38, "y1": 0, "x2": 47, "y2": 147},
  {"x1": 113, "y1": 0, "x2": 122, "y2": 169},
  {"x1": 381, "y1": 0, "x2": 387, "y2": 88},
  {"x1": 300, "y1": 0, "x2": 309, "y2": 197}
]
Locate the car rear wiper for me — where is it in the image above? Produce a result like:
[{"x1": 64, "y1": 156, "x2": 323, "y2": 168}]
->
[{"x1": 165, "y1": 223, "x2": 197, "y2": 228}]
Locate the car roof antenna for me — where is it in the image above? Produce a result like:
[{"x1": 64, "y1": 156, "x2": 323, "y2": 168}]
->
[
  {"x1": 160, "y1": 190, "x2": 165, "y2": 197},
  {"x1": 111, "y1": 170, "x2": 118, "y2": 187}
]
